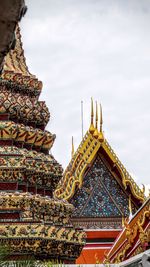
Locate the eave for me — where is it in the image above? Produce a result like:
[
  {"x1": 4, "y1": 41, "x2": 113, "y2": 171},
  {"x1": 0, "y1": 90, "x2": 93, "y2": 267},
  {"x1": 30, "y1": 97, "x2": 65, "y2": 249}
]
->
[{"x1": 104, "y1": 198, "x2": 150, "y2": 263}]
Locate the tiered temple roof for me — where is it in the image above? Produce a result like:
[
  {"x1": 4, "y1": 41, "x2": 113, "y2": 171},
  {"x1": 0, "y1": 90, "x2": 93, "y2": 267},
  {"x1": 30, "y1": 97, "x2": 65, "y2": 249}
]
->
[
  {"x1": 55, "y1": 100, "x2": 145, "y2": 214},
  {"x1": 54, "y1": 99, "x2": 146, "y2": 263},
  {"x1": 0, "y1": 25, "x2": 85, "y2": 262}
]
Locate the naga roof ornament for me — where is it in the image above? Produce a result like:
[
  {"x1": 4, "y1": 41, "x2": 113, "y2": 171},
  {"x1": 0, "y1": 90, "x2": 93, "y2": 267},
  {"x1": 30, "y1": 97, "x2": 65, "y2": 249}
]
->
[
  {"x1": 104, "y1": 198, "x2": 150, "y2": 263},
  {"x1": 0, "y1": 24, "x2": 85, "y2": 262}
]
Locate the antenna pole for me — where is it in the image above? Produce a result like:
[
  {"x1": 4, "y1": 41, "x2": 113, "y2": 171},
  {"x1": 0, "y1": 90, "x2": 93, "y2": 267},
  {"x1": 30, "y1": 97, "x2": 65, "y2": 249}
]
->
[{"x1": 81, "y1": 100, "x2": 84, "y2": 139}]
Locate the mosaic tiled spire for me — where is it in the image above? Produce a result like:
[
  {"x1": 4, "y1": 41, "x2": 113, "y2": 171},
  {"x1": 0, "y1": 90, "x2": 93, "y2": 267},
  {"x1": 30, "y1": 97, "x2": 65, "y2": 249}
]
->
[{"x1": 0, "y1": 25, "x2": 85, "y2": 261}]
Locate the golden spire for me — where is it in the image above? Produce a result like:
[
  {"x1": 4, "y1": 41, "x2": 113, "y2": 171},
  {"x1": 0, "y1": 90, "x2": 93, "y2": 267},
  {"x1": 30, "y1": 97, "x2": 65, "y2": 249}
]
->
[
  {"x1": 93, "y1": 101, "x2": 99, "y2": 138},
  {"x1": 95, "y1": 101, "x2": 98, "y2": 129},
  {"x1": 100, "y1": 103, "x2": 103, "y2": 132},
  {"x1": 71, "y1": 136, "x2": 74, "y2": 157},
  {"x1": 89, "y1": 98, "x2": 95, "y2": 134},
  {"x1": 98, "y1": 103, "x2": 104, "y2": 142}
]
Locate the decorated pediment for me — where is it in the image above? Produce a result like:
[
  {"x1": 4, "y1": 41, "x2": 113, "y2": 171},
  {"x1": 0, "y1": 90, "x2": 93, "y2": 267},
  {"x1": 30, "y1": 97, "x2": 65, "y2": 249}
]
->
[{"x1": 69, "y1": 154, "x2": 138, "y2": 218}]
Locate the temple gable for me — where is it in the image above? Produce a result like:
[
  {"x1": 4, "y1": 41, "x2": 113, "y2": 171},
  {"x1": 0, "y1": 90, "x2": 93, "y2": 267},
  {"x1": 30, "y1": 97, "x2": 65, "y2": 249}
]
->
[
  {"x1": 70, "y1": 154, "x2": 137, "y2": 218},
  {"x1": 54, "y1": 99, "x2": 146, "y2": 232}
]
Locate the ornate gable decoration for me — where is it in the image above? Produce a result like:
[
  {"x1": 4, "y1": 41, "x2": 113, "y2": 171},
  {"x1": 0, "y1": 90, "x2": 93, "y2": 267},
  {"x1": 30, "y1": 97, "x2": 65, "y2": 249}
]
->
[
  {"x1": 54, "y1": 100, "x2": 146, "y2": 205},
  {"x1": 104, "y1": 198, "x2": 150, "y2": 263}
]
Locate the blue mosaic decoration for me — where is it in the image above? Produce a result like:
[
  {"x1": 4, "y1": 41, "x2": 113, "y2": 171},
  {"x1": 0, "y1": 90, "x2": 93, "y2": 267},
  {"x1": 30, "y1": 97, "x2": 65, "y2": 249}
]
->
[{"x1": 70, "y1": 154, "x2": 137, "y2": 218}]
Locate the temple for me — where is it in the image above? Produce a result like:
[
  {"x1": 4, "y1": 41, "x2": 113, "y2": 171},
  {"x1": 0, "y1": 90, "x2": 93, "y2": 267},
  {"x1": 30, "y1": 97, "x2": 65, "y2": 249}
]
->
[
  {"x1": 54, "y1": 99, "x2": 148, "y2": 264},
  {"x1": 0, "y1": 25, "x2": 85, "y2": 262},
  {"x1": 0, "y1": 4, "x2": 149, "y2": 264}
]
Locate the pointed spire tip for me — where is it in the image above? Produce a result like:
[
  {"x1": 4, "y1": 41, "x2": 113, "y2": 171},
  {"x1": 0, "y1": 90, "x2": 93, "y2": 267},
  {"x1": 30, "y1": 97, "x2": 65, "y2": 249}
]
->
[
  {"x1": 71, "y1": 136, "x2": 74, "y2": 157},
  {"x1": 98, "y1": 103, "x2": 104, "y2": 142},
  {"x1": 89, "y1": 97, "x2": 95, "y2": 134}
]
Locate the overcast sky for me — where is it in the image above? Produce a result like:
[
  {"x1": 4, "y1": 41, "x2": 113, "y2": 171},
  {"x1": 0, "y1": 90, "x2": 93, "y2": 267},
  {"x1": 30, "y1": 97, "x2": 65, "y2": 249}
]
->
[{"x1": 21, "y1": 0, "x2": 150, "y2": 194}]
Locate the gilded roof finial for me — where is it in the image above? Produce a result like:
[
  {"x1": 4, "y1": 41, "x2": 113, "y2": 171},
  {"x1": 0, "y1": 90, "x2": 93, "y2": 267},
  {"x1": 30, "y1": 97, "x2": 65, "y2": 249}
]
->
[
  {"x1": 96, "y1": 101, "x2": 98, "y2": 129},
  {"x1": 71, "y1": 136, "x2": 74, "y2": 157},
  {"x1": 89, "y1": 98, "x2": 95, "y2": 134},
  {"x1": 98, "y1": 103, "x2": 104, "y2": 142},
  {"x1": 93, "y1": 101, "x2": 99, "y2": 138}
]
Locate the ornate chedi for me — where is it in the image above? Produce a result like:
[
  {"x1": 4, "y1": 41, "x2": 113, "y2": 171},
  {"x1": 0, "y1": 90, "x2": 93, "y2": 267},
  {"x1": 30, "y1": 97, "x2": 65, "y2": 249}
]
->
[
  {"x1": 0, "y1": 25, "x2": 85, "y2": 261},
  {"x1": 54, "y1": 99, "x2": 146, "y2": 264}
]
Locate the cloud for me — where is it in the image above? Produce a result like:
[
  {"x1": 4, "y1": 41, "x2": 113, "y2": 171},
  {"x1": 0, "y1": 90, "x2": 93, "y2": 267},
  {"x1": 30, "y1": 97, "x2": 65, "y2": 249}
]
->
[{"x1": 20, "y1": 0, "x2": 150, "y2": 188}]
